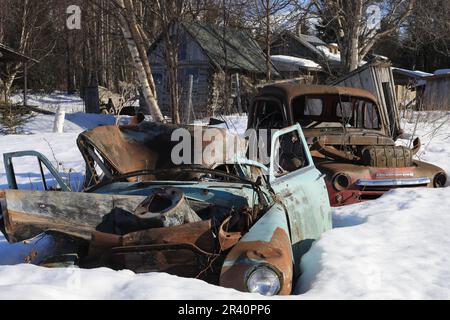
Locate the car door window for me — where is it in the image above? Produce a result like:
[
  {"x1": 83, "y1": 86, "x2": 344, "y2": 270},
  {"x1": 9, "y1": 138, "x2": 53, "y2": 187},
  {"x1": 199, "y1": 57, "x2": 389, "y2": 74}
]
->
[{"x1": 270, "y1": 126, "x2": 310, "y2": 180}]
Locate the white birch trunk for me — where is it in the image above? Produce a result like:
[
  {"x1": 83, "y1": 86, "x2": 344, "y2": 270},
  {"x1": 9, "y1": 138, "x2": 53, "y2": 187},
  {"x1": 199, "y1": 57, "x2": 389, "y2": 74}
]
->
[
  {"x1": 53, "y1": 106, "x2": 66, "y2": 133},
  {"x1": 116, "y1": 0, "x2": 164, "y2": 122}
]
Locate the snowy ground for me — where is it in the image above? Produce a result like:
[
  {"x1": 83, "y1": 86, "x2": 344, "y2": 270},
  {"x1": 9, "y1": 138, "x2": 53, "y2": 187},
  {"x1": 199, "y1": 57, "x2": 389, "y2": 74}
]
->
[
  {"x1": 0, "y1": 94, "x2": 449, "y2": 299},
  {"x1": 10, "y1": 91, "x2": 85, "y2": 113}
]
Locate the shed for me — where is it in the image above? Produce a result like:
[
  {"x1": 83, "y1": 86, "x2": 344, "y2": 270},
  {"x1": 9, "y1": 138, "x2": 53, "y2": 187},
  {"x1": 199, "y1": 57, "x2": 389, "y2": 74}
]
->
[
  {"x1": 148, "y1": 21, "x2": 279, "y2": 119},
  {"x1": 0, "y1": 43, "x2": 38, "y2": 105},
  {"x1": 391, "y1": 67, "x2": 432, "y2": 109},
  {"x1": 419, "y1": 72, "x2": 450, "y2": 111},
  {"x1": 330, "y1": 58, "x2": 401, "y2": 139}
]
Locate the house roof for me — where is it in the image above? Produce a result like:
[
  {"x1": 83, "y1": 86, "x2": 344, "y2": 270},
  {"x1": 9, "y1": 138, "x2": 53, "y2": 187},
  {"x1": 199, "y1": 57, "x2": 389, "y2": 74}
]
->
[
  {"x1": 392, "y1": 67, "x2": 432, "y2": 79},
  {"x1": 0, "y1": 43, "x2": 38, "y2": 63},
  {"x1": 270, "y1": 55, "x2": 322, "y2": 72},
  {"x1": 300, "y1": 34, "x2": 327, "y2": 47},
  {"x1": 181, "y1": 22, "x2": 279, "y2": 77},
  {"x1": 272, "y1": 30, "x2": 326, "y2": 59}
]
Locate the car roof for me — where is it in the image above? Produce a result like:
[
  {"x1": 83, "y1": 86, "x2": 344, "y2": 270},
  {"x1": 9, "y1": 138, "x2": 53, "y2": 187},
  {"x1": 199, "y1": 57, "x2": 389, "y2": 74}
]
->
[{"x1": 257, "y1": 83, "x2": 378, "y2": 103}]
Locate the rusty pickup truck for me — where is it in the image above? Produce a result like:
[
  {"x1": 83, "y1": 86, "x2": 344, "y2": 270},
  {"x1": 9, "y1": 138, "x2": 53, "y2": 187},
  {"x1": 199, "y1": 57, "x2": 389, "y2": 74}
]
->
[{"x1": 248, "y1": 83, "x2": 447, "y2": 206}]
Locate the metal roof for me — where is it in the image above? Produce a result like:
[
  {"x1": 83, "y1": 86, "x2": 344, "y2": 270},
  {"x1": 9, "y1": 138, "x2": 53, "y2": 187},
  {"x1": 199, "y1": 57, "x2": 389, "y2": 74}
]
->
[{"x1": 182, "y1": 22, "x2": 279, "y2": 77}]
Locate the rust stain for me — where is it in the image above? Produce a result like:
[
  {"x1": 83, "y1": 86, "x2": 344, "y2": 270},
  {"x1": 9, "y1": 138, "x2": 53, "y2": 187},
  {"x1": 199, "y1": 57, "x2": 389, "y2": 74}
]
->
[{"x1": 220, "y1": 227, "x2": 293, "y2": 295}]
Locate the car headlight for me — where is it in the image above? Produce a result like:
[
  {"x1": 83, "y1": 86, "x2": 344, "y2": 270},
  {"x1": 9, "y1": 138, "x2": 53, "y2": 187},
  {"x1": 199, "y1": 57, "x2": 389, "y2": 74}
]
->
[
  {"x1": 332, "y1": 173, "x2": 350, "y2": 191},
  {"x1": 246, "y1": 265, "x2": 281, "y2": 296},
  {"x1": 434, "y1": 172, "x2": 447, "y2": 188}
]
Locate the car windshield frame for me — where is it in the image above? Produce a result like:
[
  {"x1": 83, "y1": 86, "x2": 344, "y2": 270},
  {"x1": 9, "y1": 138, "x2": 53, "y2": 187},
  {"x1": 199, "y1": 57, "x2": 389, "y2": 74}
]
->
[{"x1": 290, "y1": 94, "x2": 383, "y2": 131}]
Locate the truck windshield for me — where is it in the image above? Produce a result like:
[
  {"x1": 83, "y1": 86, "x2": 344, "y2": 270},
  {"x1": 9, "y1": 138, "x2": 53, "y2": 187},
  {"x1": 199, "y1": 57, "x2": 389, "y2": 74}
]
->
[{"x1": 292, "y1": 94, "x2": 381, "y2": 130}]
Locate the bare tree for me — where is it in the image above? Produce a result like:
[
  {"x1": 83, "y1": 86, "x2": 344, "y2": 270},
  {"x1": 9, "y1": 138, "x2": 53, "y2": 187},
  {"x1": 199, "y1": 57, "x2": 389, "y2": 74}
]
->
[
  {"x1": 0, "y1": 0, "x2": 56, "y2": 101},
  {"x1": 247, "y1": 0, "x2": 292, "y2": 81},
  {"x1": 113, "y1": 0, "x2": 164, "y2": 121},
  {"x1": 314, "y1": 0, "x2": 415, "y2": 72}
]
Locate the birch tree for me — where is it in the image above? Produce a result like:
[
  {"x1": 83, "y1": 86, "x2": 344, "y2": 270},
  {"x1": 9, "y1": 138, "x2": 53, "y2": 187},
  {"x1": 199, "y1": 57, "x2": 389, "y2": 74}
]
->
[
  {"x1": 0, "y1": 0, "x2": 54, "y2": 102},
  {"x1": 114, "y1": 0, "x2": 164, "y2": 121}
]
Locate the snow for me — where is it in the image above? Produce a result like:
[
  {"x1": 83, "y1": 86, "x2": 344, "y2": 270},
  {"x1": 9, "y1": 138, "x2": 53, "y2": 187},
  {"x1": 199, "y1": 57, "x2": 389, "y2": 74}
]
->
[
  {"x1": 317, "y1": 45, "x2": 341, "y2": 62},
  {"x1": 271, "y1": 55, "x2": 322, "y2": 71},
  {"x1": 0, "y1": 93, "x2": 449, "y2": 299},
  {"x1": 10, "y1": 91, "x2": 85, "y2": 113},
  {"x1": 433, "y1": 69, "x2": 450, "y2": 76},
  {"x1": 298, "y1": 187, "x2": 450, "y2": 299},
  {"x1": 392, "y1": 67, "x2": 433, "y2": 79}
]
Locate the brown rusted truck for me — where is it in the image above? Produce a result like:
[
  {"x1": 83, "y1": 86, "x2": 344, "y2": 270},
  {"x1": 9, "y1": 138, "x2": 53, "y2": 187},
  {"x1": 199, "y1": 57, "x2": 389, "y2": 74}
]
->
[{"x1": 248, "y1": 83, "x2": 447, "y2": 206}]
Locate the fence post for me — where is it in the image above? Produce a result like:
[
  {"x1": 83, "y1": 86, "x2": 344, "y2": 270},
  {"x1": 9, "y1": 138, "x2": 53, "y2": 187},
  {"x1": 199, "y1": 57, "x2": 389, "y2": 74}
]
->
[
  {"x1": 235, "y1": 73, "x2": 243, "y2": 115},
  {"x1": 53, "y1": 106, "x2": 65, "y2": 133},
  {"x1": 185, "y1": 74, "x2": 194, "y2": 124}
]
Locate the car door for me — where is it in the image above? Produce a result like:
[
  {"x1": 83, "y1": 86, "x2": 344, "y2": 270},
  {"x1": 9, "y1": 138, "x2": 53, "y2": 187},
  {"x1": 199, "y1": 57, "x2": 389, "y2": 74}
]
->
[
  {"x1": 268, "y1": 124, "x2": 332, "y2": 275},
  {"x1": 3, "y1": 151, "x2": 71, "y2": 191}
]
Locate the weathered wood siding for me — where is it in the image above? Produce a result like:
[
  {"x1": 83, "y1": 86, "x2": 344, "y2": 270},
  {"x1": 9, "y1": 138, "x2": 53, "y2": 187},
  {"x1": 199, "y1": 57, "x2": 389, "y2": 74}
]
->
[
  {"x1": 421, "y1": 77, "x2": 450, "y2": 111},
  {"x1": 148, "y1": 30, "x2": 213, "y2": 119}
]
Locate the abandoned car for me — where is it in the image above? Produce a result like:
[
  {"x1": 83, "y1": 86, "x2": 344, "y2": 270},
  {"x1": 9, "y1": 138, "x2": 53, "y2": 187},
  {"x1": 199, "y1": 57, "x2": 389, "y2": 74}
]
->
[
  {"x1": 249, "y1": 83, "x2": 447, "y2": 206},
  {"x1": 0, "y1": 122, "x2": 332, "y2": 296}
]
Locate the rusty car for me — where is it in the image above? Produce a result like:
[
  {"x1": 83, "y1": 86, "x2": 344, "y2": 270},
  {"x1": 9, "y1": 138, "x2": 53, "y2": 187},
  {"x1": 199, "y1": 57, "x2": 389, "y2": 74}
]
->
[
  {"x1": 248, "y1": 83, "x2": 447, "y2": 206},
  {"x1": 0, "y1": 121, "x2": 332, "y2": 296}
]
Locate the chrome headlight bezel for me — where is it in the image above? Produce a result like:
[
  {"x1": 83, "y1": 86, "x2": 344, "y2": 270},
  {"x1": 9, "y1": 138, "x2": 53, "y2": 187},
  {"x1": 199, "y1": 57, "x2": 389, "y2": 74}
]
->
[
  {"x1": 332, "y1": 173, "x2": 351, "y2": 191},
  {"x1": 245, "y1": 264, "x2": 282, "y2": 296},
  {"x1": 434, "y1": 172, "x2": 447, "y2": 188}
]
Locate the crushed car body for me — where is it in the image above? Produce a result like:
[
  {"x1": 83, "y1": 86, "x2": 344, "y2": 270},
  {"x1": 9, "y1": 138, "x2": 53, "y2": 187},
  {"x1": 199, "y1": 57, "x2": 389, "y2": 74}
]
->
[
  {"x1": 0, "y1": 121, "x2": 332, "y2": 296},
  {"x1": 249, "y1": 83, "x2": 447, "y2": 206}
]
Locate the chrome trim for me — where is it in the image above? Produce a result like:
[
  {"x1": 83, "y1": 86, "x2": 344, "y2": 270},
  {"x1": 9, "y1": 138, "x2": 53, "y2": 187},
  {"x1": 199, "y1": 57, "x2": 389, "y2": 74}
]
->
[{"x1": 356, "y1": 177, "x2": 431, "y2": 187}]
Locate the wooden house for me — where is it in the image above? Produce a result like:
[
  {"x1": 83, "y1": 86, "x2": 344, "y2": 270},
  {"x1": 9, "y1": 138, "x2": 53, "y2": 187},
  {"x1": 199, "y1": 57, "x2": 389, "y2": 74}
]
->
[
  {"x1": 148, "y1": 22, "x2": 279, "y2": 119},
  {"x1": 270, "y1": 30, "x2": 341, "y2": 74}
]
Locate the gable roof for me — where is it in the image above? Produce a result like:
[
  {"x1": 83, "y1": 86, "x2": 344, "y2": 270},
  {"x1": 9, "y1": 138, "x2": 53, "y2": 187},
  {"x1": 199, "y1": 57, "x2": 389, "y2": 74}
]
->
[
  {"x1": 272, "y1": 30, "x2": 325, "y2": 59},
  {"x1": 0, "y1": 43, "x2": 38, "y2": 63},
  {"x1": 300, "y1": 34, "x2": 327, "y2": 47},
  {"x1": 182, "y1": 22, "x2": 279, "y2": 77}
]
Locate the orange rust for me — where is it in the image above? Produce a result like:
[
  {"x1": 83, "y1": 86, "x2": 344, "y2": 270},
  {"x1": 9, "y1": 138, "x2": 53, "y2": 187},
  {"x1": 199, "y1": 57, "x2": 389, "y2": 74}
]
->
[
  {"x1": 220, "y1": 227, "x2": 293, "y2": 295},
  {"x1": 91, "y1": 219, "x2": 216, "y2": 253},
  {"x1": 218, "y1": 216, "x2": 242, "y2": 251},
  {"x1": 258, "y1": 83, "x2": 379, "y2": 104}
]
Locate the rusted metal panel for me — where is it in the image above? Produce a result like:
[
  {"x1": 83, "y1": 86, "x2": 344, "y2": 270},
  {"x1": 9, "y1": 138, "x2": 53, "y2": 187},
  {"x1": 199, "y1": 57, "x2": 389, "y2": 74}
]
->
[
  {"x1": 220, "y1": 204, "x2": 294, "y2": 295},
  {"x1": 317, "y1": 160, "x2": 445, "y2": 206},
  {"x1": 2, "y1": 189, "x2": 146, "y2": 242},
  {"x1": 77, "y1": 122, "x2": 245, "y2": 189}
]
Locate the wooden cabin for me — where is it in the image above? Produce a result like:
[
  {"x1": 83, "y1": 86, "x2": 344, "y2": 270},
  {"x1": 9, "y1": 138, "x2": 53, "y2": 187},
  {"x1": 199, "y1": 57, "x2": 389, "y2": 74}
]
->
[{"x1": 148, "y1": 22, "x2": 279, "y2": 119}]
